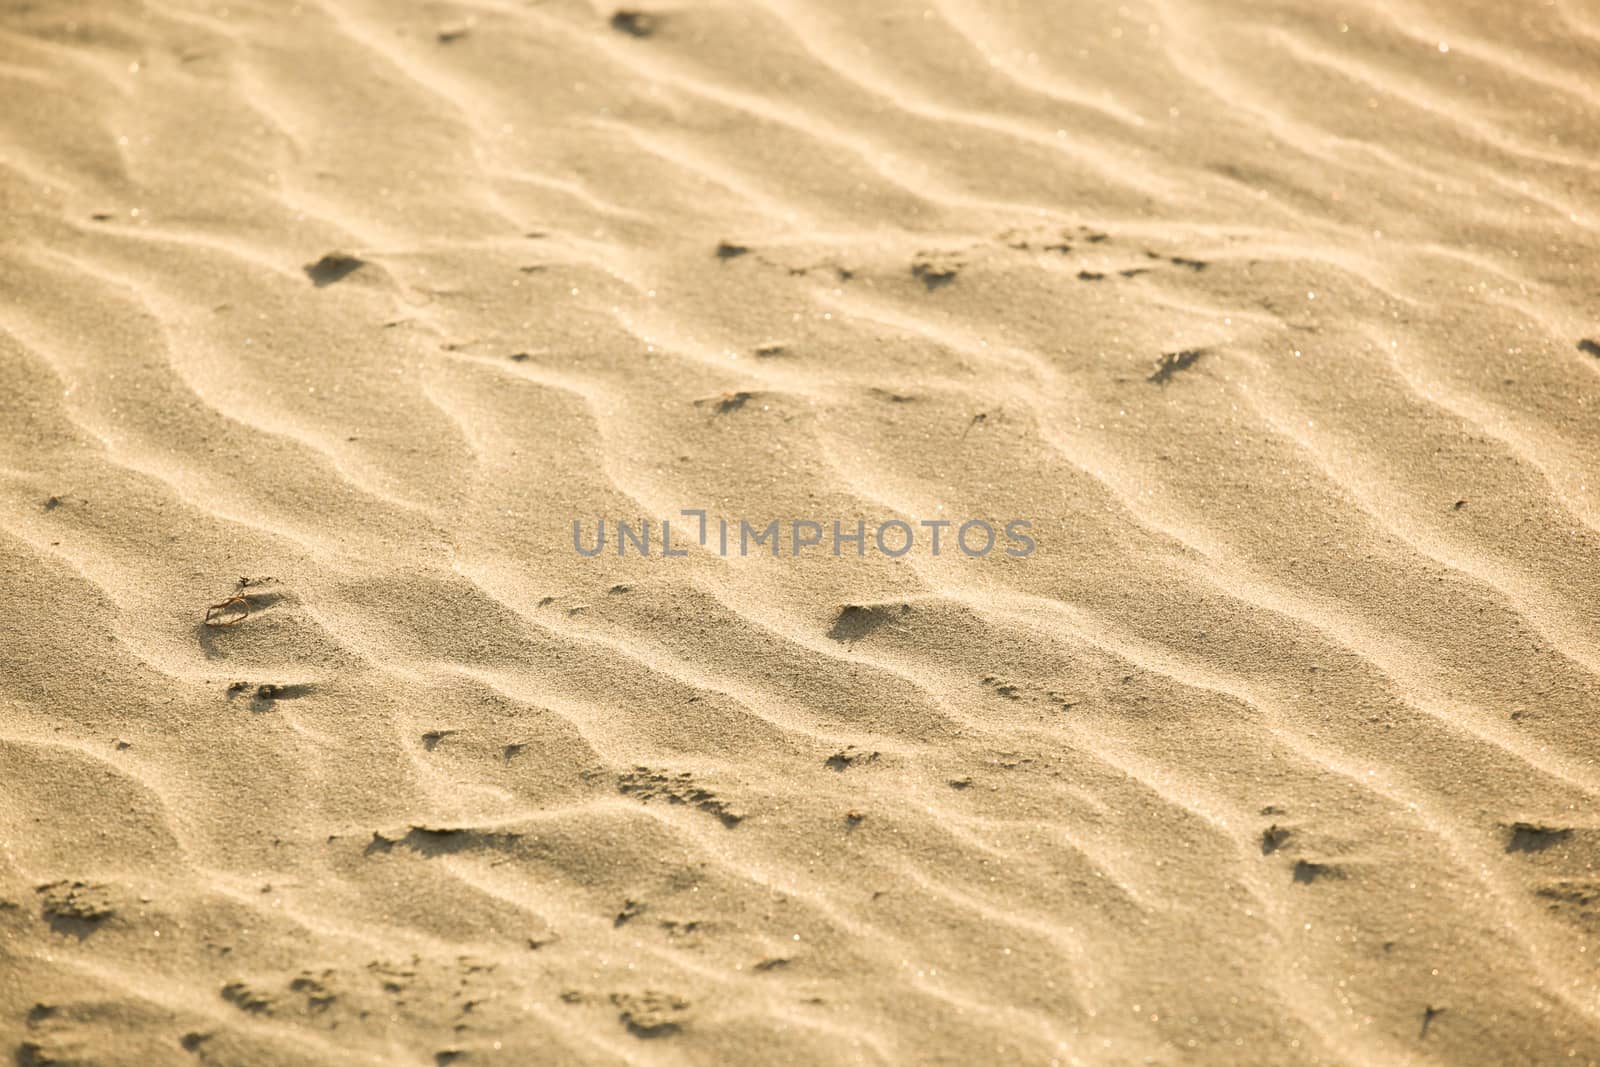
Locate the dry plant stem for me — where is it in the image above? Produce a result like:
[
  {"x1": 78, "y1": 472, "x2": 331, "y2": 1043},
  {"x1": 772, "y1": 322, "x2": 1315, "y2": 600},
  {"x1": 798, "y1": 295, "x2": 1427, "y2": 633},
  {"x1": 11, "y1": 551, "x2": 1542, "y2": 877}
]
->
[{"x1": 203, "y1": 595, "x2": 249, "y2": 627}]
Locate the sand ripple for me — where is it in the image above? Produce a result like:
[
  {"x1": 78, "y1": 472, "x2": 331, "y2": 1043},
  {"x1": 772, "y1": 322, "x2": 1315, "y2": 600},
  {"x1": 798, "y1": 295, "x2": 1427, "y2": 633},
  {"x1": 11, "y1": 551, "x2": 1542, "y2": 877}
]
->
[{"x1": 2, "y1": 0, "x2": 1598, "y2": 1063}]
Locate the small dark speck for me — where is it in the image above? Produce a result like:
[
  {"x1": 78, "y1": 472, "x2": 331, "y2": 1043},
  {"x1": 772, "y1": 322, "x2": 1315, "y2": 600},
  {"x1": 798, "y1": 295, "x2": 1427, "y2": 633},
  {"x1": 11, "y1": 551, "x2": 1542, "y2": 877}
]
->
[
  {"x1": 611, "y1": 10, "x2": 658, "y2": 36},
  {"x1": 1148, "y1": 348, "x2": 1206, "y2": 385},
  {"x1": 254, "y1": 683, "x2": 313, "y2": 703},
  {"x1": 715, "y1": 240, "x2": 749, "y2": 260},
  {"x1": 911, "y1": 259, "x2": 958, "y2": 289},
  {"x1": 1577, "y1": 339, "x2": 1600, "y2": 358},
  {"x1": 305, "y1": 253, "x2": 365, "y2": 287},
  {"x1": 706, "y1": 390, "x2": 754, "y2": 414},
  {"x1": 1506, "y1": 822, "x2": 1570, "y2": 853},
  {"x1": 1452, "y1": 499, "x2": 1467, "y2": 511},
  {"x1": 1292, "y1": 860, "x2": 1338, "y2": 884}
]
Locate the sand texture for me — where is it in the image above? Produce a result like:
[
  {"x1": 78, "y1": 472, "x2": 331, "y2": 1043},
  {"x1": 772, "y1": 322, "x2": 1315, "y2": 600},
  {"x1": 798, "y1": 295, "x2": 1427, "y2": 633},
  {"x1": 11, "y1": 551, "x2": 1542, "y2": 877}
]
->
[{"x1": 2, "y1": 0, "x2": 1600, "y2": 1064}]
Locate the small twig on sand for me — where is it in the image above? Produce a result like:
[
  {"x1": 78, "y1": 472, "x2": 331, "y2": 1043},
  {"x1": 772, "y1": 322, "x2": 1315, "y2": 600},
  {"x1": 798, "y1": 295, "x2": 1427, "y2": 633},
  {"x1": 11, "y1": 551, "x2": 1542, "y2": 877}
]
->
[{"x1": 204, "y1": 595, "x2": 250, "y2": 628}]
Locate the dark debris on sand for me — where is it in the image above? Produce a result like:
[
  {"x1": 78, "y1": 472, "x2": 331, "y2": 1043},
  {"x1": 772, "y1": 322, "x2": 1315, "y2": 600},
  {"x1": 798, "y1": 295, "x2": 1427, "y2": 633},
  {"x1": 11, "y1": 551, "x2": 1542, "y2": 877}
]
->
[
  {"x1": 1506, "y1": 821, "x2": 1571, "y2": 853},
  {"x1": 304, "y1": 252, "x2": 365, "y2": 287},
  {"x1": 910, "y1": 251, "x2": 961, "y2": 290},
  {"x1": 1148, "y1": 348, "x2": 1206, "y2": 385},
  {"x1": 611, "y1": 991, "x2": 689, "y2": 1038},
  {"x1": 37, "y1": 881, "x2": 116, "y2": 937},
  {"x1": 610, "y1": 10, "x2": 659, "y2": 37}
]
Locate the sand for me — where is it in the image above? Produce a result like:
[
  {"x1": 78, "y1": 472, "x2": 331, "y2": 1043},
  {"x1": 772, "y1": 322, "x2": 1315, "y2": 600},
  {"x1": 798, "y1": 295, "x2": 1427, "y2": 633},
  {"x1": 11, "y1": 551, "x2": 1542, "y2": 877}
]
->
[{"x1": 3, "y1": 0, "x2": 1599, "y2": 1063}]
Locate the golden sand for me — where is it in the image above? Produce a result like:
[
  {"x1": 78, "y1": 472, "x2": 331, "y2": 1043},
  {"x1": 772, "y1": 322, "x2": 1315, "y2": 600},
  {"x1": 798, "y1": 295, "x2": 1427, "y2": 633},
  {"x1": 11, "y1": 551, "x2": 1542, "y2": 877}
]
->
[{"x1": 2, "y1": 1, "x2": 1598, "y2": 1063}]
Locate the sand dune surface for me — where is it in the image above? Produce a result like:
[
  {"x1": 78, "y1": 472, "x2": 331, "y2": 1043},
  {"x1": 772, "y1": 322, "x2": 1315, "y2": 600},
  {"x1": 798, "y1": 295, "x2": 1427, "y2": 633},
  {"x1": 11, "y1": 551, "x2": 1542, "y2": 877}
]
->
[{"x1": 2, "y1": 0, "x2": 1599, "y2": 1063}]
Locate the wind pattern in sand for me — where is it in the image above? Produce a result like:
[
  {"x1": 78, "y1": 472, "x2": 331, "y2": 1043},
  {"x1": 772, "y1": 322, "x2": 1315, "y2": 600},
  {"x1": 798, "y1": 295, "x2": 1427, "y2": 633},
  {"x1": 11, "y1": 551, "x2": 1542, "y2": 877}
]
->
[{"x1": 2, "y1": 0, "x2": 1598, "y2": 1064}]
